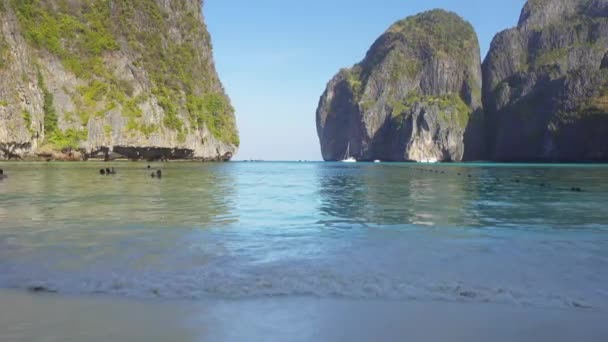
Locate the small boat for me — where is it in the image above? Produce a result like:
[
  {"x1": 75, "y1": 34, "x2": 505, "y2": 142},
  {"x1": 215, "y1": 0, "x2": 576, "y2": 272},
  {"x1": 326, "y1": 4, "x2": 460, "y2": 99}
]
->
[
  {"x1": 341, "y1": 143, "x2": 357, "y2": 163},
  {"x1": 374, "y1": 160, "x2": 381, "y2": 163}
]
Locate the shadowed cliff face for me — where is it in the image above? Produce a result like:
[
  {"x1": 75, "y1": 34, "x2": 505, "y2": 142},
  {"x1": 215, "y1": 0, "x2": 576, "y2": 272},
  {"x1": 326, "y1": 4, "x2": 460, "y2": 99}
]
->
[
  {"x1": 316, "y1": 10, "x2": 484, "y2": 162},
  {"x1": 0, "y1": 0, "x2": 238, "y2": 161},
  {"x1": 316, "y1": 70, "x2": 366, "y2": 161},
  {"x1": 483, "y1": 0, "x2": 608, "y2": 162}
]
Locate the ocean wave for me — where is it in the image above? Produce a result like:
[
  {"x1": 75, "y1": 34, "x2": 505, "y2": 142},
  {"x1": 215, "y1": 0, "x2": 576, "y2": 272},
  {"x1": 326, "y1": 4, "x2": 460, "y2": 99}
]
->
[{"x1": 0, "y1": 265, "x2": 599, "y2": 310}]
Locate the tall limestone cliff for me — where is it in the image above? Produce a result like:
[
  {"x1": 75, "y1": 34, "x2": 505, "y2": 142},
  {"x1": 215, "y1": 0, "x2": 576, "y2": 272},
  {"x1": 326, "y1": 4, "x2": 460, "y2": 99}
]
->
[
  {"x1": 316, "y1": 10, "x2": 484, "y2": 162},
  {"x1": 483, "y1": 0, "x2": 608, "y2": 161},
  {"x1": 0, "y1": 0, "x2": 238, "y2": 161}
]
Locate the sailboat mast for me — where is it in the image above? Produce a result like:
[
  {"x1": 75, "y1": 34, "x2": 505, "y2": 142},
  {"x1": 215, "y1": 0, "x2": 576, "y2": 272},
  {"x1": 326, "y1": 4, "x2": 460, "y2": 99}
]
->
[{"x1": 345, "y1": 143, "x2": 350, "y2": 159}]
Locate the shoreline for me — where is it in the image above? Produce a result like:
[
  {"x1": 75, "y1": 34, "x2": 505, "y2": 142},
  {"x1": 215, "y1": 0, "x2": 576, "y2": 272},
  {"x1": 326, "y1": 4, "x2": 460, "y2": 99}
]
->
[
  {"x1": 0, "y1": 157, "x2": 232, "y2": 163},
  {"x1": 0, "y1": 147, "x2": 234, "y2": 163},
  {"x1": 1, "y1": 289, "x2": 607, "y2": 341},
  {"x1": 2, "y1": 159, "x2": 608, "y2": 165}
]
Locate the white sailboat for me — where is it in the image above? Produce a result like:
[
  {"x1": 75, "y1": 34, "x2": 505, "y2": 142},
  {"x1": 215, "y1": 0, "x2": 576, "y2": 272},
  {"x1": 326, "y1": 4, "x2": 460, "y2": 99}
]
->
[{"x1": 341, "y1": 143, "x2": 357, "y2": 163}]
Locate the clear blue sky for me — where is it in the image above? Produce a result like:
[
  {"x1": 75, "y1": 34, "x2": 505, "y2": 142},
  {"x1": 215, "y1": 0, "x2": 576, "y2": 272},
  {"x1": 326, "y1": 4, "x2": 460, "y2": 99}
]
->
[{"x1": 205, "y1": 0, "x2": 526, "y2": 161}]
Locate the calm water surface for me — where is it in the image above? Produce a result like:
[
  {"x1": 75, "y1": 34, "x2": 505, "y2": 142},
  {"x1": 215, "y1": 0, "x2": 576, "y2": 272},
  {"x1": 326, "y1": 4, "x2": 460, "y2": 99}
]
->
[{"x1": 0, "y1": 162, "x2": 607, "y2": 309}]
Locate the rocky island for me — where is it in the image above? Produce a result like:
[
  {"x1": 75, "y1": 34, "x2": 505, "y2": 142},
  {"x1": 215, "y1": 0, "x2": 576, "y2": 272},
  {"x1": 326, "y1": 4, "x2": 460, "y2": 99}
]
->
[
  {"x1": 0, "y1": 0, "x2": 238, "y2": 161},
  {"x1": 318, "y1": 0, "x2": 608, "y2": 163},
  {"x1": 483, "y1": 0, "x2": 608, "y2": 162},
  {"x1": 316, "y1": 10, "x2": 484, "y2": 162}
]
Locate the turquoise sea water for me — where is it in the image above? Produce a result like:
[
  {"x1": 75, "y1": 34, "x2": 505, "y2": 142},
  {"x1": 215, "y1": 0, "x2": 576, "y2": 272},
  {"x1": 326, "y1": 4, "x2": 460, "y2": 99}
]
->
[{"x1": 0, "y1": 162, "x2": 607, "y2": 309}]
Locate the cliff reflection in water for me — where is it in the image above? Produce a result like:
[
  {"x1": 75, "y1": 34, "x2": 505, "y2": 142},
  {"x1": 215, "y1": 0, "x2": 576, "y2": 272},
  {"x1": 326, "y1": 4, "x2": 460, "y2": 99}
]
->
[
  {"x1": 0, "y1": 162, "x2": 237, "y2": 230},
  {"x1": 2, "y1": 162, "x2": 607, "y2": 235},
  {"x1": 315, "y1": 163, "x2": 479, "y2": 228},
  {"x1": 315, "y1": 163, "x2": 608, "y2": 230}
]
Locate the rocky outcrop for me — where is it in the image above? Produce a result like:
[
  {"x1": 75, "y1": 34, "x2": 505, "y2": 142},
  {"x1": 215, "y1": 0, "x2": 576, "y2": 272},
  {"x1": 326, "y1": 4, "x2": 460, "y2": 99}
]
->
[
  {"x1": 316, "y1": 10, "x2": 484, "y2": 162},
  {"x1": 483, "y1": 0, "x2": 608, "y2": 162},
  {"x1": 0, "y1": 0, "x2": 238, "y2": 161}
]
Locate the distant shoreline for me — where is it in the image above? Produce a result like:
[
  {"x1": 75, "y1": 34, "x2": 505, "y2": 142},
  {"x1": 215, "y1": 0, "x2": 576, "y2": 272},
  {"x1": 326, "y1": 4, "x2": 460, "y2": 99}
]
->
[
  {"x1": 2, "y1": 159, "x2": 608, "y2": 165},
  {"x1": 0, "y1": 159, "x2": 230, "y2": 163}
]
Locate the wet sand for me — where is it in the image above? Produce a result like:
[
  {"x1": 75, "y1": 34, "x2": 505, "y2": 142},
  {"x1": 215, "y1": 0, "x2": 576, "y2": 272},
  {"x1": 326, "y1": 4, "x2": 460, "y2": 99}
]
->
[{"x1": 1, "y1": 290, "x2": 607, "y2": 342}]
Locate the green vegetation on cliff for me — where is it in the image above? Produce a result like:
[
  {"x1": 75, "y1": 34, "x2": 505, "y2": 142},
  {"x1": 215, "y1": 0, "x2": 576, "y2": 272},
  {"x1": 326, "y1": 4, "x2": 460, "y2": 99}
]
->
[
  {"x1": 36, "y1": 69, "x2": 85, "y2": 150},
  {"x1": 47, "y1": 128, "x2": 89, "y2": 150},
  {"x1": 116, "y1": 0, "x2": 238, "y2": 145},
  {"x1": 482, "y1": 0, "x2": 608, "y2": 161},
  {"x1": 9, "y1": 0, "x2": 238, "y2": 147},
  {"x1": 390, "y1": 92, "x2": 471, "y2": 129},
  {"x1": 317, "y1": 8, "x2": 482, "y2": 162},
  {"x1": 573, "y1": 80, "x2": 608, "y2": 118},
  {"x1": 389, "y1": 10, "x2": 478, "y2": 62},
  {"x1": 349, "y1": 10, "x2": 479, "y2": 103},
  {"x1": 0, "y1": 34, "x2": 10, "y2": 69},
  {"x1": 186, "y1": 93, "x2": 239, "y2": 145},
  {"x1": 587, "y1": 92, "x2": 608, "y2": 116},
  {"x1": 11, "y1": 0, "x2": 119, "y2": 78},
  {"x1": 345, "y1": 67, "x2": 363, "y2": 98},
  {"x1": 21, "y1": 110, "x2": 33, "y2": 134},
  {"x1": 380, "y1": 10, "x2": 477, "y2": 130}
]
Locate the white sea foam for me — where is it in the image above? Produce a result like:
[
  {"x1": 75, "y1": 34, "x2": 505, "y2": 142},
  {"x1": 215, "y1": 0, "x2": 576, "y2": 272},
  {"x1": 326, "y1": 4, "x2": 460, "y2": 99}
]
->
[
  {"x1": 0, "y1": 229, "x2": 605, "y2": 311},
  {"x1": 0, "y1": 267, "x2": 598, "y2": 310}
]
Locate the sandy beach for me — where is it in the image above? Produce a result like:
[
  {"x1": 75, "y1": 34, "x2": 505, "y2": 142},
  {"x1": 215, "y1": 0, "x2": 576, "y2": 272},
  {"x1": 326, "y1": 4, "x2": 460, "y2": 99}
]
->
[{"x1": 1, "y1": 290, "x2": 607, "y2": 342}]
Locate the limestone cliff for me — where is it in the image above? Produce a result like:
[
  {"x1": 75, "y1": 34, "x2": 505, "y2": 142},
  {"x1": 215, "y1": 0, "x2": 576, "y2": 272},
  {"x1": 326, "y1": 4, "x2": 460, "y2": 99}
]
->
[
  {"x1": 316, "y1": 10, "x2": 483, "y2": 162},
  {"x1": 0, "y1": 0, "x2": 238, "y2": 161},
  {"x1": 483, "y1": 0, "x2": 608, "y2": 162}
]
